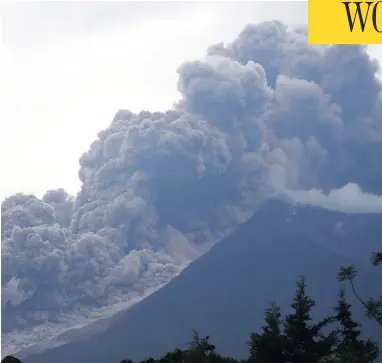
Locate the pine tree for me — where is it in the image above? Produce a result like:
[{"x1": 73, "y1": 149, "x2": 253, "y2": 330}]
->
[
  {"x1": 1, "y1": 357, "x2": 23, "y2": 363},
  {"x1": 283, "y1": 276, "x2": 334, "y2": 363},
  {"x1": 184, "y1": 330, "x2": 216, "y2": 363},
  {"x1": 160, "y1": 348, "x2": 184, "y2": 363},
  {"x1": 338, "y1": 252, "x2": 382, "y2": 327},
  {"x1": 371, "y1": 252, "x2": 382, "y2": 266},
  {"x1": 140, "y1": 358, "x2": 157, "y2": 363},
  {"x1": 248, "y1": 301, "x2": 285, "y2": 363},
  {"x1": 332, "y1": 289, "x2": 379, "y2": 363}
]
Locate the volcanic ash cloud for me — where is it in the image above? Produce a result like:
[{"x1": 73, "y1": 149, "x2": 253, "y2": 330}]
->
[{"x1": 2, "y1": 20, "x2": 382, "y2": 354}]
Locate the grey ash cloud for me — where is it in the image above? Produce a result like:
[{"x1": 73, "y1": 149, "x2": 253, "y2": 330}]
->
[{"x1": 2, "y1": 20, "x2": 382, "y2": 355}]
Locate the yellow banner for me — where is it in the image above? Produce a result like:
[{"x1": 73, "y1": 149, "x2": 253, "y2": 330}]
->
[{"x1": 308, "y1": 0, "x2": 382, "y2": 44}]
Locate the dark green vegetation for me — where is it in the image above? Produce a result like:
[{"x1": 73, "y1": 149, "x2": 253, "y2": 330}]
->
[
  {"x1": 1, "y1": 357, "x2": 23, "y2": 363},
  {"x1": 338, "y1": 255, "x2": 382, "y2": 328},
  {"x1": 4, "y1": 251, "x2": 381, "y2": 363}
]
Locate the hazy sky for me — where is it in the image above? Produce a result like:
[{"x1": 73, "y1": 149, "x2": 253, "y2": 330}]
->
[
  {"x1": 3, "y1": 3, "x2": 382, "y2": 356},
  {"x1": 1, "y1": 1, "x2": 381, "y2": 201}
]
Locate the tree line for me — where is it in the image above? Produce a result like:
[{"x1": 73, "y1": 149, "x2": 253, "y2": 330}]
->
[{"x1": 3, "y1": 251, "x2": 381, "y2": 363}]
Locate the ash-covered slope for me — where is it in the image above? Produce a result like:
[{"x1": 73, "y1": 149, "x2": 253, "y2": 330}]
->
[{"x1": 22, "y1": 199, "x2": 382, "y2": 363}]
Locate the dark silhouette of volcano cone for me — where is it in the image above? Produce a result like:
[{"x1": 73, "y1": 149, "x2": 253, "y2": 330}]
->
[{"x1": 22, "y1": 199, "x2": 382, "y2": 363}]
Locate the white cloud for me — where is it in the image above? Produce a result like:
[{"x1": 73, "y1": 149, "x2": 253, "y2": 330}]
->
[{"x1": 284, "y1": 183, "x2": 382, "y2": 214}]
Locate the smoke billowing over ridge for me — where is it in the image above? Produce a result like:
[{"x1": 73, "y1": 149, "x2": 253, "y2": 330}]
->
[{"x1": 2, "y1": 20, "x2": 382, "y2": 354}]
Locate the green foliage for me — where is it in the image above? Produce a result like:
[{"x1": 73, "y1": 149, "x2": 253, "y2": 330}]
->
[
  {"x1": 248, "y1": 301, "x2": 284, "y2": 363},
  {"x1": 6, "y1": 267, "x2": 380, "y2": 363},
  {"x1": 337, "y1": 266, "x2": 357, "y2": 282},
  {"x1": 123, "y1": 250, "x2": 380, "y2": 363},
  {"x1": 185, "y1": 332, "x2": 216, "y2": 363},
  {"x1": 131, "y1": 330, "x2": 233, "y2": 363},
  {"x1": 337, "y1": 250, "x2": 382, "y2": 327},
  {"x1": 1, "y1": 357, "x2": 23, "y2": 363},
  {"x1": 371, "y1": 252, "x2": 382, "y2": 266},
  {"x1": 248, "y1": 275, "x2": 379, "y2": 363},
  {"x1": 317, "y1": 355, "x2": 341, "y2": 363},
  {"x1": 282, "y1": 276, "x2": 335, "y2": 363},
  {"x1": 331, "y1": 289, "x2": 379, "y2": 363}
]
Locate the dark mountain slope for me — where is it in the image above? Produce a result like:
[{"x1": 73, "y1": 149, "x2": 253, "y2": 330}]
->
[{"x1": 23, "y1": 199, "x2": 382, "y2": 363}]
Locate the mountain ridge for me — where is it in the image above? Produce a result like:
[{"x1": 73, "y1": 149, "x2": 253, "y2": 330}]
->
[{"x1": 21, "y1": 198, "x2": 382, "y2": 363}]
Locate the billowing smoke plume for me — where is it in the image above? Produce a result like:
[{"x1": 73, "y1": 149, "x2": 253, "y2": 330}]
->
[{"x1": 2, "y1": 20, "x2": 382, "y2": 354}]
